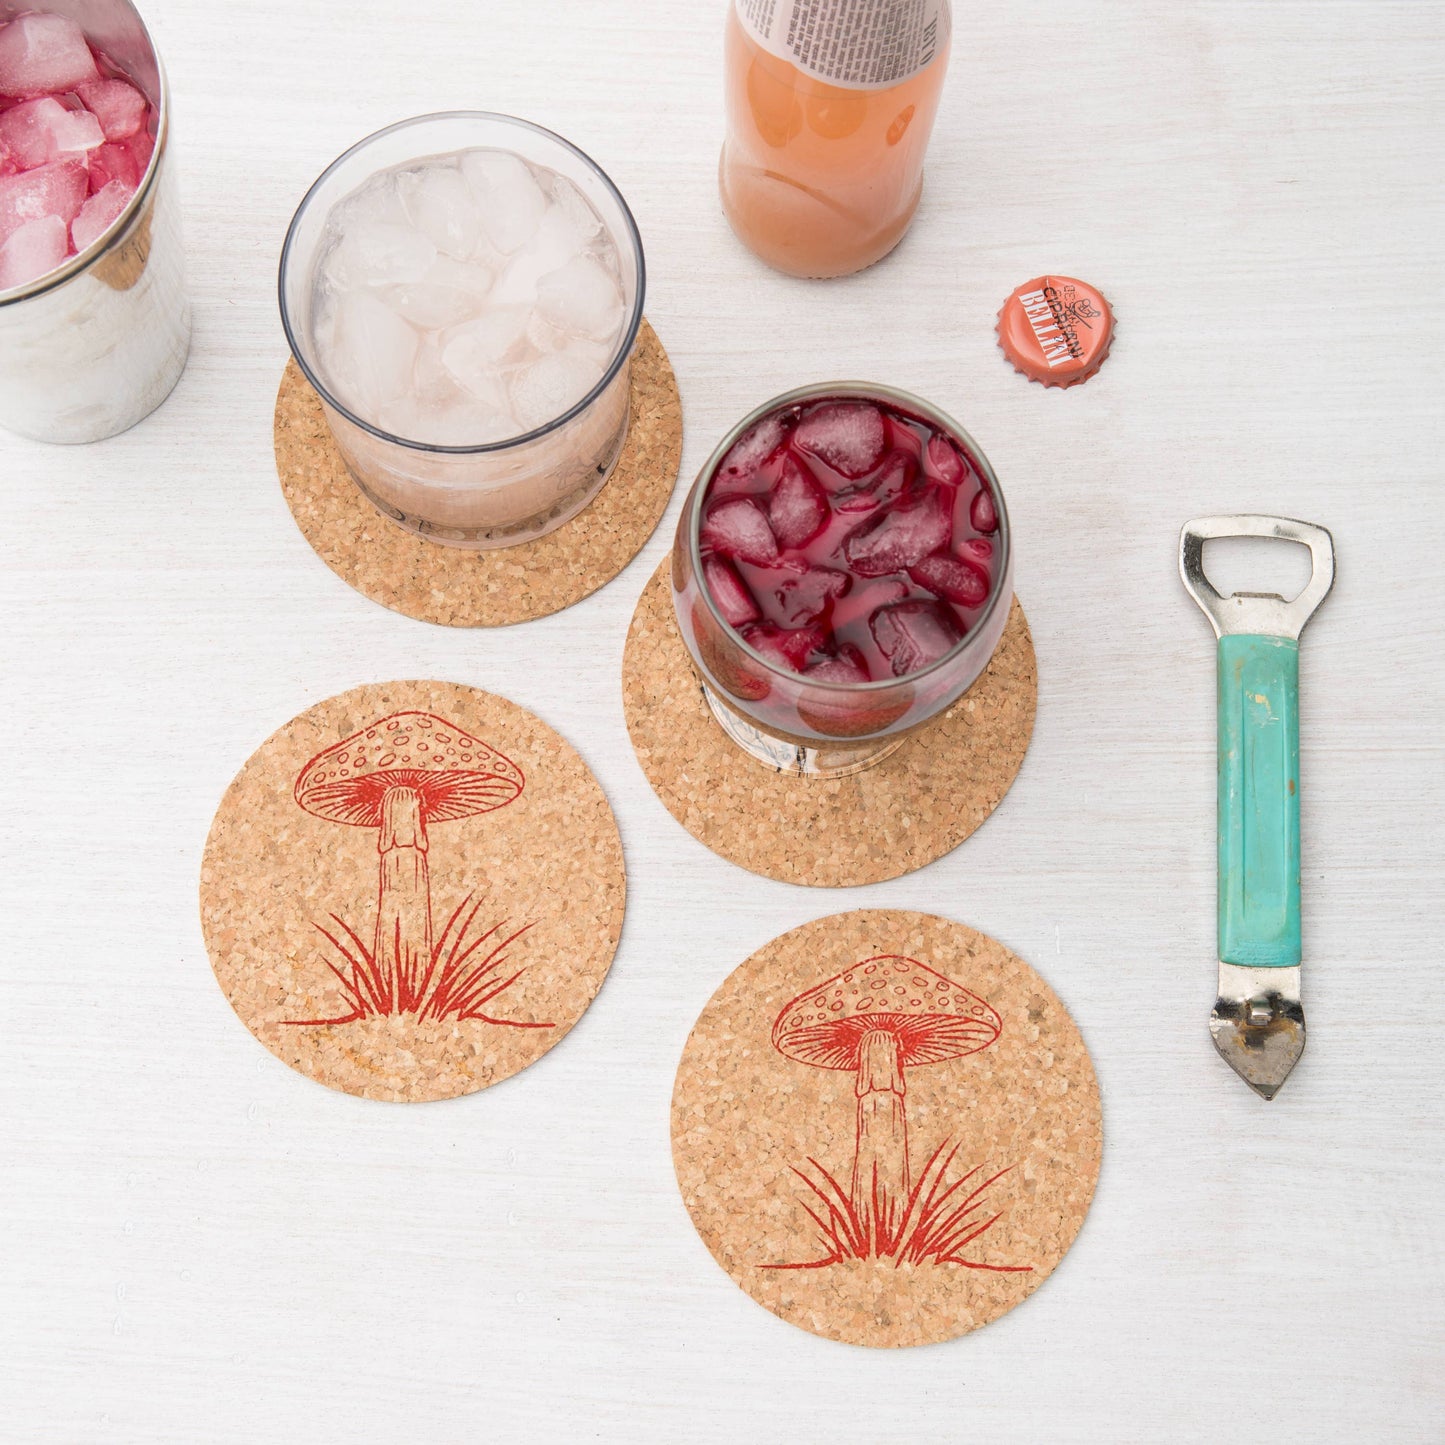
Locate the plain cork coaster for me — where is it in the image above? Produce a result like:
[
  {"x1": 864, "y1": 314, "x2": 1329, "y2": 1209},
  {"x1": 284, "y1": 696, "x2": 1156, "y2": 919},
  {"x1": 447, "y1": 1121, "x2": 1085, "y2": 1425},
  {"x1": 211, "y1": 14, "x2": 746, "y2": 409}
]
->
[
  {"x1": 622, "y1": 557, "x2": 1038, "y2": 887},
  {"x1": 672, "y1": 909, "x2": 1102, "y2": 1348},
  {"x1": 200, "y1": 681, "x2": 625, "y2": 1103},
  {"x1": 273, "y1": 319, "x2": 683, "y2": 627}
]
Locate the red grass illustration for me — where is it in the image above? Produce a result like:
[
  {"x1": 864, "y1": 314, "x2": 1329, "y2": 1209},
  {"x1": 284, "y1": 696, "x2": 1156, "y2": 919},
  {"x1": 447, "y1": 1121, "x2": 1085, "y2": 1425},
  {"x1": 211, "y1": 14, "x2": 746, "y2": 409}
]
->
[
  {"x1": 288, "y1": 891, "x2": 553, "y2": 1028},
  {"x1": 767, "y1": 954, "x2": 1030, "y2": 1273},
  {"x1": 765, "y1": 1139, "x2": 1033, "y2": 1271}
]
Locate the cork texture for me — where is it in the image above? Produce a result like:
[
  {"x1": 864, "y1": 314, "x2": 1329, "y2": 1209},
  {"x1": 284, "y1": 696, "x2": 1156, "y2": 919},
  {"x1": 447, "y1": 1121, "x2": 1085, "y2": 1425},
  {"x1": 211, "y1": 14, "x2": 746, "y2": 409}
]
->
[
  {"x1": 273, "y1": 319, "x2": 682, "y2": 627},
  {"x1": 672, "y1": 910, "x2": 1102, "y2": 1348},
  {"x1": 623, "y1": 558, "x2": 1038, "y2": 887},
  {"x1": 200, "y1": 681, "x2": 625, "y2": 1102}
]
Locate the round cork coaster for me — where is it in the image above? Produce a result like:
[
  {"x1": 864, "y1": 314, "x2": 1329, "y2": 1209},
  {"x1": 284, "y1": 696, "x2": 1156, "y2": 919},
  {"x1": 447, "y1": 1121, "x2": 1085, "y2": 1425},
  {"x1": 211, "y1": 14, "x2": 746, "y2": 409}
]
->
[
  {"x1": 622, "y1": 557, "x2": 1038, "y2": 887},
  {"x1": 200, "y1": 680, "x2": 625, "y2": 1102},
  {"x1": 672, "y1": 909, "x2": 1101, "y2": 1348},
  {"x1": 273, "y1": 319, "x2": 682, "y2": 627}
]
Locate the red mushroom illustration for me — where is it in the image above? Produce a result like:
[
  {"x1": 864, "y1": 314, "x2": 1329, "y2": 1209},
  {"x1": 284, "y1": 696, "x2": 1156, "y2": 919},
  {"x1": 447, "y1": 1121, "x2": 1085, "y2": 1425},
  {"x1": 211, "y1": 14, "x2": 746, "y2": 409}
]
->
[
  {"x1": 769, "y1": 956, "x2": 1030, "y2": 1271},
  {"x1": 292, "y1": 711, "x2": 535, "y2": 1022}
]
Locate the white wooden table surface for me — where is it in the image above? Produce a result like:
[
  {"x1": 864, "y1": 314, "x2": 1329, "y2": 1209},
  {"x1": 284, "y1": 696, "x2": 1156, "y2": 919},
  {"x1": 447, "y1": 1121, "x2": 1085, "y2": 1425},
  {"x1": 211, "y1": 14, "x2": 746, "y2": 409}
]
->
[{"x1": 3, "y1": 1, "x2": 1443, "y2": 1440}]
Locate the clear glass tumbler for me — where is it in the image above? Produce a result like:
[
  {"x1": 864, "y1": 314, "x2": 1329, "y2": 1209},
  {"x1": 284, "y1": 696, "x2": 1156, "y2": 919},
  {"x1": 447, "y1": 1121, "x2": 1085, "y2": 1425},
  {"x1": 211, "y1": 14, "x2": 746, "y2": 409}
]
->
[
  {"x1": 671, "y1": 383, "x2": 1014, "y2": 777},
  {"x1": 279, "y1": 112, "x2": 645, "y2": 549}
]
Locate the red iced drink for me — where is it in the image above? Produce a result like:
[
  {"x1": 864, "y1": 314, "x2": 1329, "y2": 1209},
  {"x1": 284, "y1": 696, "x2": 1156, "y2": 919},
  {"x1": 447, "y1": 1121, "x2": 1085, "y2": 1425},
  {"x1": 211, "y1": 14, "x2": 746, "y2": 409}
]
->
[
  {"x1": 674, "y1": 387, "x2": 1013, "y2": 747},
  {"x1": 0, "y1": 11, "x2": 157, "y2": 292}
]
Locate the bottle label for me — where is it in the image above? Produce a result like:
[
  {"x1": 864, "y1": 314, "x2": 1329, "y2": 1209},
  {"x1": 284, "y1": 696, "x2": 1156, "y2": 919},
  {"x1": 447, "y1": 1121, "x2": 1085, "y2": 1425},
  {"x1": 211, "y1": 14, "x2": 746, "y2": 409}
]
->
[{"x1": 734, "y1": 0, "x2": 949, "y2": 90}]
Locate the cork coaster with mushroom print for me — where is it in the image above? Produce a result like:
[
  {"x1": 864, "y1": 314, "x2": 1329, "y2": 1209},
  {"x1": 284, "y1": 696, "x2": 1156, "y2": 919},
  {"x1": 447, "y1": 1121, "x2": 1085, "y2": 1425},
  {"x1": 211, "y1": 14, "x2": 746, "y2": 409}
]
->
[
  {"x1": 672, "y1": 910, "x2": 1101, "y2": 1348},
  {"x1": 273, "y1": 319, "x2": 682, "y2": 627},
  {"x1": 623, "y1": 557, "x2": 1037, "y2": 887},
  {"x1": 200, "y1": 681, "x2": 625, "y2": 1102}
]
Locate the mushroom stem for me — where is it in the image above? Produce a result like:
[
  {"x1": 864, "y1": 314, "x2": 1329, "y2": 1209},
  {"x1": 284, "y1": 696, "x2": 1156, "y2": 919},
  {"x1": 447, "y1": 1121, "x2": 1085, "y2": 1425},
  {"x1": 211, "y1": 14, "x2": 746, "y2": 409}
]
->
[
  {"x1": 851, "y1": 1028, "x2": 909, "y2": 1250},
  {"x1": 374, "y1": 786, "x2": 432, "y2": 1013}
]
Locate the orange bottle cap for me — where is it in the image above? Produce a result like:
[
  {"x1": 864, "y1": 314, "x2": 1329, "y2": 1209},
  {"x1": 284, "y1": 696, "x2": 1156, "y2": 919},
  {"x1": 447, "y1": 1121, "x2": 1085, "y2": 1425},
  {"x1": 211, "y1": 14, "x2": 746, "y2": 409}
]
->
[{"x1": 997, "y1": 276, "x2": 1115, "y2": 388}]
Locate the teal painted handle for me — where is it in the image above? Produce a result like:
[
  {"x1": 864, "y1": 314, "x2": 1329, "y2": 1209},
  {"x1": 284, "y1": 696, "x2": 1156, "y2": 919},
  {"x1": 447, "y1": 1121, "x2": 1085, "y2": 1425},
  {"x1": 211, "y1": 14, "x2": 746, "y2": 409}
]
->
[{"x1": 1218, "y1": 634, "x2": 1302, "y2": 967}]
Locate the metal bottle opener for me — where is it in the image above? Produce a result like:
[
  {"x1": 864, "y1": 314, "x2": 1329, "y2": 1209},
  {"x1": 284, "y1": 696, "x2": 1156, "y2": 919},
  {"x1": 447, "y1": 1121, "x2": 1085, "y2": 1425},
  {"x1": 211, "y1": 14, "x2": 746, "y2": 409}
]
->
[{"x1": 1180, "y1": 515, "x2": 1335, "y2": 1099}]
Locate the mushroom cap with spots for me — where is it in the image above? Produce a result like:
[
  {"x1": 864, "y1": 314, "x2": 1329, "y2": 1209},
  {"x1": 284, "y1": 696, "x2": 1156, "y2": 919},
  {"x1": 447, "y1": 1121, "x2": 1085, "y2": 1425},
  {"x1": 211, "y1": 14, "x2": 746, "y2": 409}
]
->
[
  {"x1": 772, "y1": 955, "x2": 1001, "y2": 1071},
  {"x1": 294, "y1": 711, "x2": 525, "y2": 826}
]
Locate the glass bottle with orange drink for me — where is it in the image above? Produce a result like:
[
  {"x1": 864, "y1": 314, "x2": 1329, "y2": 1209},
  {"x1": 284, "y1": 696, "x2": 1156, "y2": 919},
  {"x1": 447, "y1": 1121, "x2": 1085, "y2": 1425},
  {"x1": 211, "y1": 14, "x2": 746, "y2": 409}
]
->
[{"x1": 720, "y1": 0, "x2": 952, "y2": 278}]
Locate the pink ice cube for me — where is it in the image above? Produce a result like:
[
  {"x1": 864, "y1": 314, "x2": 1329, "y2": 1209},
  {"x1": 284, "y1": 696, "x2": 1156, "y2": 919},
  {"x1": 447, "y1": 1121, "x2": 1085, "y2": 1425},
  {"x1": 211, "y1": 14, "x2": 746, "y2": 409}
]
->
[
  {"x1": 970, "y1": 485, "x2": 998, "y2": 534},
  {"x1": 842, "y1": 486, "x2": 952, "y2": 578},
  {"x1": 870, "y1": 600, "x2": 965, "y2": 678},
  {"x1": 77, "y1": 77, "x2": 146, "y2": 140},
  {"x1": 0, "y1": 156, "x2": 87, "y2": 243},
  {"x1": 126, "y1": 125, "x2": 153, "y2": 174},
  {"x1": 767, "y1": 453, "x2": 829, "y2": 548},
  {"x1": 772, "y1": 566, "x2": 851, "y2": 627},
  {"x1": 0, "y1": 96, "x2": 103, "y2": 168},
  {"x1": 90, "y1": 124, "x2": 153, "y2": 195},
  {"x1": 0, "y1": 212, "x2": 67, "y2": 289},
  {"x1": 717, "y1": 413, "x2": 787, "y2": 483},
  {"x1": 884, "y1": 409, "x2": 922, "y2": 452},
  {"x1": 0, "y1": 13, "x2": 99, "y2": 98},
  {"x1": 792, "y1": 401, "x2": 886, "y2": 479},
  {"x1": 70, "y1": 177, "x2": 132, "y2": 252},
  {"x1": 908, "y1": 551, "x2": 990, "y2": 608},
  {"x1": 86, "y1": 139, "x2": 139, "y2": 194},
  {"x1": 740, "y1": 621, "x2": 826, "y2": 673},
  {"x1": 805, "y1": 644, "x2": 872, "y2": 685},
  {"x1": 924, "y1": 434, "x2": 966, "y2": 486},
  {"x1": 702, "y1": 554, "x2": 761, "y2": 628},
  {"x1": 834, "y1": 448, "x2": 917, "y2": 514},
  {"x1": 702, "y1": 496, "x2": 779, "y2": 566}
]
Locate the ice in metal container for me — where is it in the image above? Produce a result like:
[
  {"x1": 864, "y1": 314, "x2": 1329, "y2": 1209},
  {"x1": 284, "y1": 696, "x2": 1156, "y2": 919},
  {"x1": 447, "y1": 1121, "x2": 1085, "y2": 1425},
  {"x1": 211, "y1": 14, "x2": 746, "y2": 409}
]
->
[{"x1": 0, "y1": 0, "x2": 190, "y2": 443}]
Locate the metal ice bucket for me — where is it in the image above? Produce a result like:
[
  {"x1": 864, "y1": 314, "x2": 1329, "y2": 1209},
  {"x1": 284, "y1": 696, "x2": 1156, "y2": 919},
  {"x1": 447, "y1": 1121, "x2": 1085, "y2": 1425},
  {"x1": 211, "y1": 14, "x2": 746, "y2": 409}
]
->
[{"x1": 0, "y1": 0, "x2": 189, "y2": 442}]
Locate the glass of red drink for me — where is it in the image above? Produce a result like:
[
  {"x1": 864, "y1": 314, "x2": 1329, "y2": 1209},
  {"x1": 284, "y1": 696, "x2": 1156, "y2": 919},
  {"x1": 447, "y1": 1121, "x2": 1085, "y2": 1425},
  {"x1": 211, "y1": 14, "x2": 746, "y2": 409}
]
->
[{"x1": 671, "y1": 384, "x2": 1013, "y2": 776}]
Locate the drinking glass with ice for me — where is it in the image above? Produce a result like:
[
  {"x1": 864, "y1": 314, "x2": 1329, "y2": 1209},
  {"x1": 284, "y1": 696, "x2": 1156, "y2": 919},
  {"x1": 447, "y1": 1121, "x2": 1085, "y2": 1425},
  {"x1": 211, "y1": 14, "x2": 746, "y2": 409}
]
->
[
  {"x1": 0, "y1": 3, "x2": 189, "y2": 442},
  {"x1": 279, "y1": 113, "x2": 645, "y2": 548},
  {"x1": 672, "y1": 386, "x2": 1014, "y2": 777}
]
